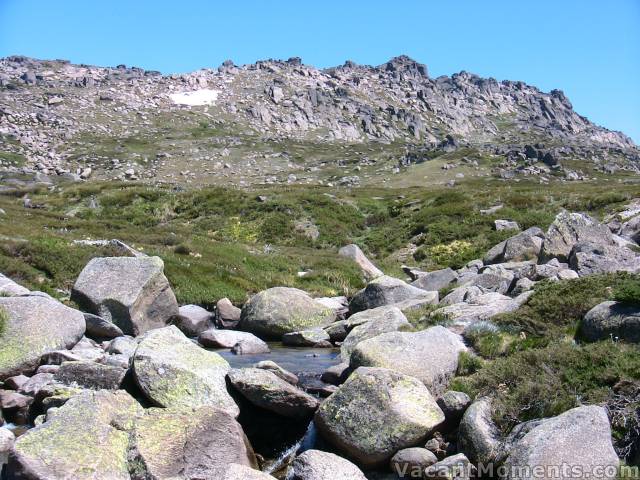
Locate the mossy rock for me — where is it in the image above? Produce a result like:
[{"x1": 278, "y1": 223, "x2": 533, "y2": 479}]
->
[
  {"x1": 240, "y1": 287, "x2": 336, "y2": 339},
  {"x1": 314, "y1": 367, "x2": 445, "y2": 469},
  {"x1": 0, "y1": 296, "x2": 85, "y2": 379},
  {"x1": 133, "y1": 325, "x2": 239, "y2": 416},
  {"x1": 9, "y1": 390, "x2": 143, "y2": 479},
  {"x1": 131, "y1": 406, "x2": 258, "y2": 479}
]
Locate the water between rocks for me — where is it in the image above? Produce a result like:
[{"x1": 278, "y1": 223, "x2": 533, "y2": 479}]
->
[{"x1": 215, "y1": 343, "x2": 341, "y2": 476}]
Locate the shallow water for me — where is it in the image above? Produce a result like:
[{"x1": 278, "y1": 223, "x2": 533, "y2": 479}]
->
[{"x1": 215, "y1": 343, "x2": 341, "y2": 375}]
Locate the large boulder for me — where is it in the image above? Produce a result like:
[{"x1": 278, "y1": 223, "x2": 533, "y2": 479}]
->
[
  {"x1": 228, "y1": 368, "x2": 318, "y2": 418},
  {"x1": 0, "y1": 273, "x2": 29, "y2": 296},
  {"x1": 411, "y1": 268, "x2": 458, "y2": 292},
  {"x1": 8, "y1": 390, "x2": 143, "y2": 480},
  {"x1": 340, "y1": 306, "x2": 410, "y2": 361},
  {"x1": 291, "y1": 449, "x2": 367, "y2": 480},
  {"x1": 314, "y1": 367, "x2": 445, "y2": 468},
  {"x1": 540, "y1": 211, "x2": 617, "y2": 263},
  {"x1": 579, "y1": 300, "x2": 640, "y2": 343},
  {"x1": 132, "y1": 326, "x2": 238, "y2": 416},
  {"x1": 0, "y1": 296, "x2": 85, "y2": 379},
  {"x1": 174, "y1": 304, "x2": 214, "y2": 336},
  {"x1": 350, "y1": 275, "x2": 437, "y2": 313},
  {"x1": 484, "y1": 227, "x2": 544, "y2": 265},
  {"x1": 503, "y1": 406, "x2": 618, "y2": 479},
  {"x1": 568, "y1": 242, "x2": 640, "y2": 276},
  {"x1": 458, "y1": 397, "x2": 502, "y2": 464},
  {"x1": 240, "y1": 287, "x2": 336, "y2": 339},
  {"x1": 338, "y1": 244, "x2": 383, "y2": 279},
  {"x1": 349, "y1": 326, "x2": 466, "y2": 394},
  {"x1": 131, "y1": 406, "x2": 257, "y2": 479},
  {"x1": 433, "y1": 292, "x2": 531, "y2": 329},
  {"x1": 71, "y1": 256, "x2": 179, "y2": 336}
]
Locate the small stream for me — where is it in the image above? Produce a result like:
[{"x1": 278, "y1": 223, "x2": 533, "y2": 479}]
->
[{"x1": 214, "y1": 343, "x2": 341, "y2": 477}]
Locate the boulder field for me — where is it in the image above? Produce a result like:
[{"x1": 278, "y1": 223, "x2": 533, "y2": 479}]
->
[{"x1": 0, "y1": 208, "x2": 637, "y2": 478}]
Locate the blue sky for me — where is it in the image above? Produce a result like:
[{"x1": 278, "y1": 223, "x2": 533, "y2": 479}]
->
[{"x1": 1, "y1": 0, "x2": 639, "y2": 143}]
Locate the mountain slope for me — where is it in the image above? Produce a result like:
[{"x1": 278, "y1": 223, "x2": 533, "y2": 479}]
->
[{"x1": 0, "y1": 55, "x2": 637, "y2": 187}]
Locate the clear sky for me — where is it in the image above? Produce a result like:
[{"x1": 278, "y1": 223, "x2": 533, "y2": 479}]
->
[{"x1": 1, "y1": 0, "x2": 639, "y2": 143}]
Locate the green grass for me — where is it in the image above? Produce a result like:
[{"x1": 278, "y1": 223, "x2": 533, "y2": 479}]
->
[
  {"x1": 452, "y1": 341, "x2": 640, "y2": 435},
  {"x1": 0, "y1": 307, "x2": 7, "y2": 336}
]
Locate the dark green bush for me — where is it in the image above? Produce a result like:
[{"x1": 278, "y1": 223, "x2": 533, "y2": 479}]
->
[{"x1": 613, "y1": 276, "x2": 640, "y2": 306}]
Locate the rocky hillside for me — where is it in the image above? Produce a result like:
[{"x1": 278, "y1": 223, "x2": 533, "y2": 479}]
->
[{"x1": 0, "y1": 55, "x2": 638, "y2": 187}]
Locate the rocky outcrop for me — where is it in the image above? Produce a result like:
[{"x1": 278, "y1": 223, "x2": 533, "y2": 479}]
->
[
  {"x1": 540, "y1": 211, "x2": 617, "y2": 263},
  {"x1": 291, "y1": 449, "x2": 367, "y2": 480},
  {"x1": 349, "y1": 275, "x2": 438, "y2": 313},
  {"x1": 71, "y1": 256, "x2": 179, "y2": 336},
  {"x1": 9, "y1": 390, "x2": 143, "y2": 480},
  {"x1": 568, "y1": 242, "x2": 640, "y2": 276},
  {"x1": 0, "y1": 296, "x2": 85, "y2": 379},
  {"x1": 132, "y1": 325, "x2": 238, "y2": 416},
  {"x1": 131, "y1": 406, "x2": 258, "y2": 479},
  {"x1": 315, "y1": 367, "x2": 445, "y2": 468},
  {"x1": 433, "y1": 292, "x2": 532, "y2": 329},
  {"x1": 484, "y1": 227, "x2": 544, "y2": 264},
  {"x1": 340, "y1": 306, "x2": 410, "y2": 361},
  {"x1": 240, "y1": 287, "x2": 336, "y2": 339},
  {"x1": 503, "y1": 406, "x2": 618, "y2": 479},
  {"x1": 579, "y1": 300, "x2": 640, "y2": 342},
  {"x1": 227, "y1": 368, "x2": 319, "y2": 418},
  {"x1": 350, "y1": 327, "x2": 466, "y2": 393}
]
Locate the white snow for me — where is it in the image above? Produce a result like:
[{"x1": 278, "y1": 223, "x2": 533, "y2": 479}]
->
[{"x1": 169, "y1": 89, "x2": 220, "y2": 106}]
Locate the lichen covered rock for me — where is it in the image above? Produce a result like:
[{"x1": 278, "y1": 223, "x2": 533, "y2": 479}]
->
[
  {"x1": 133, "y1": 325, "x2": 238, "y2": 416},
  {"x1": 315, "y1": 367, "x2": 445, "y2": 468}
]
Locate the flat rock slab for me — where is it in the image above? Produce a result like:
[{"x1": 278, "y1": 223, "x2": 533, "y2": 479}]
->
[
  {"x1": 0, "y1": 296, "x2": 85, "y2": 379},
  {"x1": 133, "y1": 325, "x2": 238, "y2": 416},
  {"x1": 349, "y1": 326, "x2": 466, "y2": 394}
]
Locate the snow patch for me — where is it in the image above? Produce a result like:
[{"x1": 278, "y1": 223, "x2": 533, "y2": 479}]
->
[{"x1": 169, "y1": 89, "x2": 220, "y2": 106}]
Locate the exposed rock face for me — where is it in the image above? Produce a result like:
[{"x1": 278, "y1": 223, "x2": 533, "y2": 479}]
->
[
  {"x1": 71, "y1": 256, "x2": 179, "y2": 336},
  {"x1": 216, "y1": 297, "x2": 241, "y2": 329},
  {"x1": 240, "y1": 287, "x2": 336, "y2": 339},
  {"x1": 198, "y1": 329, "x2": 264, "y2": 349},
  {"x1": 540, "y1": 211, "x2": 617, "y2": 263},
  {"x1": 433, "y1": 292, "x2": 531, "y2": 329},
  {"x1": 291, "y1": 449, "x2": 367, "y2": 480},
  {"x1": 228, "y1": 368, "x2": 318, "y2": 419},
  {"x1": 340, "y1": 306, "x2": 410, "y2": 361},
  {"x1": 349, "y1": 327, "x2": 466, "y2": 393},
  {"x1": 349, "y1": 275, "x2": 438, "y2": 313},
  {"x1": 315, "y1": 367, "x2": 445, "y2": 468},
  {"x1": 83, "y1": 312, "x2": 123, "y2": 340},
  {"x1": 0, "y1": 296, "x2": 85, "y2": 379},
  {"x1": 458, "y1": 397, "x2": 502, "y2": 464},
  {"x1": 411, "y1": 267, "x2": 458, "y2": 291},
  {"x1": 0, "y1": 273, "x2": 29, "y2": 296},
  {"x1": 132, "y1": 325, "x2": 238, "y2": 416},
  {"x1": 503, "y1": 406, "x2": 618, "y2": 479},
  {"x1": 484, "y1": 227, "x2": 544, "y2": 264},
  {"x1": 282, "y1": 328, "x2": 331, "y2": 347},
  {"x1": 9, "y1": 390, "x2": 143, "y2": 480},
  {"x1": 175, "y1": 304, "x2": 214, "y2": 336},
  {"x1": 54, "y1": 361, "x2": 126, "y2": 390},
  {"x1": 568, "y1": 242, "x2": 640, "y2": 276},
  {"x1": 131, "y1": 406, "x2": 258, "y2": 479},
  {"x1": 579, "y1": 300, "x2": 640, "y2": 342},
  {"x1": 338, "y1": 244, "x2": 383, "y2": 279}
]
